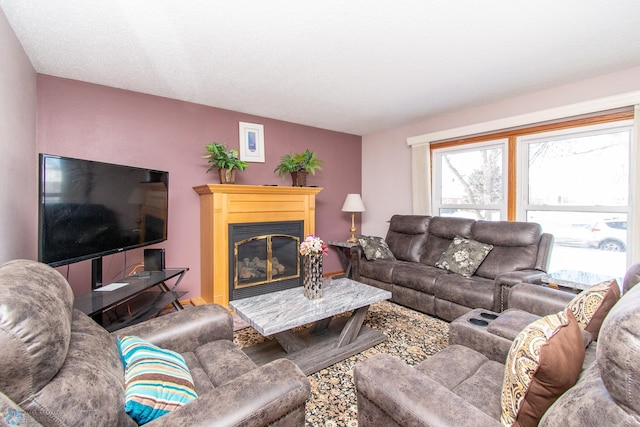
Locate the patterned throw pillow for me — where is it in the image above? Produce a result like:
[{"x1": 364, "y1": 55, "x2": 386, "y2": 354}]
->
[
  {"x1": 500, "y1": 309, "x2": 584, "y2": 427},
  {"x1": 357, "y1": 235, "x2": 396, "y2": 261},
  {"x1": 567, "y1": 279, "x2": 620, "y2": 340},
  {"x1": 118, "y1": 336, "x2": 197, "y2": 425},
  {"x1": 435, "y1": 236, "x2": 493, "y2": 278}
]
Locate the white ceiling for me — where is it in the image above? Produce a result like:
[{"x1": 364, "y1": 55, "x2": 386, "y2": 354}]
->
[{"x1": 2, "y1": 1, "x2": 640, "y2": 136}]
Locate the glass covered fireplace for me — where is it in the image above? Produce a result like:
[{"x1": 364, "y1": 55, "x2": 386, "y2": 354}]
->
[{"x1": 228, "y1": 221, "x2": 304, "y2": 300}]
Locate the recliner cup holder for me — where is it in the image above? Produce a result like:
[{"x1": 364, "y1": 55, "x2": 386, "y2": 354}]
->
[
  {"x1": 468, "y1": 318, "x2": 489, "y2": 327},
  {"x1": 479, "y1": 312, "x2": 499, "y2": 320}
]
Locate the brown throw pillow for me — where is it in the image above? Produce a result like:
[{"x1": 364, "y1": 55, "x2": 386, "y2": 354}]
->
[
  {"x1": 435, "y1": 236, "x2": 493, "y2": 278},
  {"x1": 357, "y1": 235, "x2": 396, "y2": 261},
  {"x1": 500, "y1": 308, "x2": 584, "y2": 427},
  {"x1": 566, "y1": 279, "x2": 620, "y2": 340}
]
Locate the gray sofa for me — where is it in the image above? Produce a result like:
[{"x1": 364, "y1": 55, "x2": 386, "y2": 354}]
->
[
  {"x1": 449, "y1": 263, "x2": 637, "y2": 365},
  {"x1": 0, "y1": 259, "x2": 310, "y2": 426},
  {"x1": 353, "y1": 267, "x2": 640, "y2": 426},
  {"x1": 356, "y1": 215, "x2": 553, "y2": 321}
]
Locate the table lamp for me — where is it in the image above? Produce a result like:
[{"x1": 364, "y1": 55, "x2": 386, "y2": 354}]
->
[{"x1": 341, "y1": 194, "x2": 366, "y2": 243}]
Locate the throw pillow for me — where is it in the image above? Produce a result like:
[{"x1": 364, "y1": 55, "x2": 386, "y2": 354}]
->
[
  {"x1": 118, "y1": 336, "x2": 197, "y2": 425},
  {"x1": 435, "y1": 236, "x2": 493, "y2": 278},
  {"x1": 357, "y1": 235, "x2": 396, "y2": 261},
  {"x1": 500, "y1": 308, "x2": 584, "y2": 427},
  {"x1": 566, "y1": 279, "x2": 620, "y2": 340}
]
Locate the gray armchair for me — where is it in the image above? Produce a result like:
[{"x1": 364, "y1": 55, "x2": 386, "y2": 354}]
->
[
  {"x1": 0, "y1": 260, "x2": 310, "y2": 426},
  {"x1": 354, "y1": 266, "x2": 640, "y2": 427}
]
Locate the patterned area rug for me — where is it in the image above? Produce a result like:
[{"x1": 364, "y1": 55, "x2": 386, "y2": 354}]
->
[{"x1": 233, "y1": 300, "x2": 450, "y2": 426}]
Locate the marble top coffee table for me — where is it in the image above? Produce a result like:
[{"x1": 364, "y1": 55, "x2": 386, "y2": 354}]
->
[{"x1": 229, "y1": 277, "x2": 391, "y2": 375}]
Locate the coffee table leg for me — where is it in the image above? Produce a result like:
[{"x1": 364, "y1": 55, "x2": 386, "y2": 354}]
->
[
  {"x1": 273, "y1": 330, "x2": 307, "y2": 353},
  {"x1": 337, "y1": 305, "x2": 369, "y2": 348},
  {"x1": 312, "y1": 316, "x2": 332, "y2": 333}
]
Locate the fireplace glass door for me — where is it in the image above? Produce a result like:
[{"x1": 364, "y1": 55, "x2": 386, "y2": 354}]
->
[{"x1": 234, "y1": 234, "x2": 300, "y2": 289}]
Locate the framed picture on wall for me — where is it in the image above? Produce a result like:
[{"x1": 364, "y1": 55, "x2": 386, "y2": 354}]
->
[{"x1": 239, "y1": 122, "x2": 265, "y2": 163}]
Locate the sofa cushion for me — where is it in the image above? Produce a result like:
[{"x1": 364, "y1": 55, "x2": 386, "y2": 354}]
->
[
  {"x1": 566, "y1": 279, "x2": 620, "y2": 340},
  {"x1": 391, "y1": 262, "x2": 445, "y2": 294},
  {"x1": 435, "y1": 236, "x2": 493, "y2": 278},
  {"x1": 434, "y1": 273, "x2": 495, "y2": 312},
  {"x1": 500, "y1": 309, "x2": 584, "y2": 427},
  {"x1": 24, "y1": 311, "x2": 128, "y2": 427},
  {"x1": 194, "y1": 340, "x2": 258, "y2": 387},
  {"x1": 118, "y1": 335, "x2": 198, "y2": 425},
  {"x1": 420, "y1": 217, "x2": 475, "y2": 266},
  {"x1": 385, "y1": 215, "x2": 431, "y2": 262},
  {"x1": 359, "y1": 258, "x2": 397, "y2": 283},
  {"x1": 417, "y1": 344, "x2": 505, "y2": 420},
  {"x1": 357, "y1": 235, "x2": 397, "y2": 261},
  {"x1": 472, "y1": 221, "x2": 541, "y2": 280}
]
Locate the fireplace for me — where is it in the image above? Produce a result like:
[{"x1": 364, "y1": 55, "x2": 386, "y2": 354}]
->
[
  {"x1": 194, "y1": 184, "x2": 322, "y2": 307},
  {"x1": 229, "y1": 221, "x2": 303, "y2": 300}
]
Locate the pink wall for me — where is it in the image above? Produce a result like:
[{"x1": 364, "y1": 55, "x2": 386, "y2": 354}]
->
[
  {"x1": 0, "y1": 8, "x2": 37, "y2": 264},
  {"x1": 361, "y1": 65, "x2": 640, "y2": 237},
  {"x1": 37, "y1": 76, "x2": 361, "y2": 297}
]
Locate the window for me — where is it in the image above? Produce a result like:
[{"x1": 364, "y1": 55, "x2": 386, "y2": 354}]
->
[
  {"x1": 427, "y1": 111, "x2": 634, "y2": 278},
  {"x1": 518, "y1": 122, "x2": 632, "y2": 277},
  {"x1": 432, "y1": 139, "x2": 507, "y2": 220}
]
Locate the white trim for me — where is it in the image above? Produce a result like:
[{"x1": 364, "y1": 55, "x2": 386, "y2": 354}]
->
[
  {"x1": 411, "y1": 144, "x2": 431, "y2": 214},
  {"x1": 406, "y1": 91, "x2": 640, "y2": 146},
  {"x1": 630, "y1": 105, "x2": 640, "y2": 269}
]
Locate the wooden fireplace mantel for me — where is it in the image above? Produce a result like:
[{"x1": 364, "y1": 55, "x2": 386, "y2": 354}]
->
[{"x1": 193, "y1": 184, "x2": 322, "y2": 307}]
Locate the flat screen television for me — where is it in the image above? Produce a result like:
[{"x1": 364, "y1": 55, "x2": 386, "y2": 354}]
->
[{"x1": 38, "y1": 154, "x2": 168, "y2": 287}]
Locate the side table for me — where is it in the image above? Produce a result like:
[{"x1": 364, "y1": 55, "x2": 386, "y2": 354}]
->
[
  {"x1": 327, "y1": 240, "x2": 360, "y2": 280},
  {"x1": 540, "y1": 269, "x2": 615, "y2": 294}
]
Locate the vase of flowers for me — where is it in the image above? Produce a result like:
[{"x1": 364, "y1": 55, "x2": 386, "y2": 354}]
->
[{"x1": 300, "y1": 234, "x2": 328, "y2": 299}]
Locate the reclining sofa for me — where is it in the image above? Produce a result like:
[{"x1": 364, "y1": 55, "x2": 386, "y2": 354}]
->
[
  {"x1": 356, "y1": 215, "x2": 553, "y2": 321},
  {"x1": 354, "y1": 263, "x2": 640, "y2": 426},
  {"x1": 0, "y1": 260, "x2": 310, "y2": 426}
]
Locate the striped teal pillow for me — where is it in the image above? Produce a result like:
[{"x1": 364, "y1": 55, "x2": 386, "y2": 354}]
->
[{"x1": 118, "y1": 336, "x2": 197, "y2": 425}]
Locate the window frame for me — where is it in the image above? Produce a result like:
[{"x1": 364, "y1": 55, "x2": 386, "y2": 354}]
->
[
  {"x1": 425, "y1": 109, "x2": 636, "y2": 268},
  {"x1": 432, "y1": 138, "x2": 509, "y2": 220},
  {"x1": 516, "y1": 120, "x2": 633, "y2": 221}
]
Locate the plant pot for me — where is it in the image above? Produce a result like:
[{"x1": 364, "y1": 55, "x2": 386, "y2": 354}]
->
[
  {"x1": 290, "y1": 171, "x2": 308, "y2": 187},
  {"x1": 219, "y1": 168, "x2": 237, "y2": 184}
]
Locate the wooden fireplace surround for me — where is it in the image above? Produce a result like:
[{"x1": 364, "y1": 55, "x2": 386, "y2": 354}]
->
[{"x1": 193, "y1": 184, "x2": 322, "y2": 307}]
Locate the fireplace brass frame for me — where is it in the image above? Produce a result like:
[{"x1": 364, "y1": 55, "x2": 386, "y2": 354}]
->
[{"x1": 233, "y1": 234, "x2": 300, "y2": 289}]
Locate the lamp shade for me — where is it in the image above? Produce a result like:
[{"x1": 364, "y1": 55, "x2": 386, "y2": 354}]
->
[{"x1": 341, "y1": 194, "x2": 366, "y2": 212}]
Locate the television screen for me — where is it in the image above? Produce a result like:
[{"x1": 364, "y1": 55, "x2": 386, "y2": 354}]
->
[{"x1": 38, "y1": 154, "x2": 168, "y2": 267}]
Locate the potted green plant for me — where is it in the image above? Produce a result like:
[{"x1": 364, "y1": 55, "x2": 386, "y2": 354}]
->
[
  {"x1": 273, "y1": 149, "x2": 323, "y2": 186},
  {"x1": 203, "y1": 142, "x2": 248, "y2": 184}
]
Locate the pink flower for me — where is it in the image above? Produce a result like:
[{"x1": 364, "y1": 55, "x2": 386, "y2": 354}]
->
[{"x1": 300, "y1": 234, "x2": 329, "y2": 256}]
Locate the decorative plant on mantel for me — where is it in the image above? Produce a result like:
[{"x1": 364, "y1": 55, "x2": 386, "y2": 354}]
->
[
  {"x1": 273, "y1": 149, "x2": 323, "y2": 187},
  {"x1": 203, "y1": 142, "x2": 248, "y2": 184}
]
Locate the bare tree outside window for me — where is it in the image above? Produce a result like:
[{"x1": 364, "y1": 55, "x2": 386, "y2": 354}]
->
[{"x1": 440, "y1": 147, "x2": 503, "y2": 220}]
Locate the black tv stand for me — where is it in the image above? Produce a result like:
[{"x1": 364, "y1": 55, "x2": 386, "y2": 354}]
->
[{"x1": 74, "y1": 268, "x2": 189, "y2": 332}]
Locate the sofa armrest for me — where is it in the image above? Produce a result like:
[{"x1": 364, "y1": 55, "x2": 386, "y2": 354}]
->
[
  {"x1": 494, "y1": 269, "x2": 547, "y2": 287},
  {"x1": 535, "y1": 232, "x2": 554, "y2": 271},
  {"x1": 354, "y1": 353, "x2": 500, "y2": 427},
  {"x1": 507, "y1": 283, "x2": 573, "y2": 316},
  {"x1": 492, "y1": 269, "x2": 547, "y2": 311},
  {"x1": 148, "y1": 358, "x2": 310, "y2": 427},
  {"x1": 113, "y1": 304, "x2": 233, "y2": 353}
]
